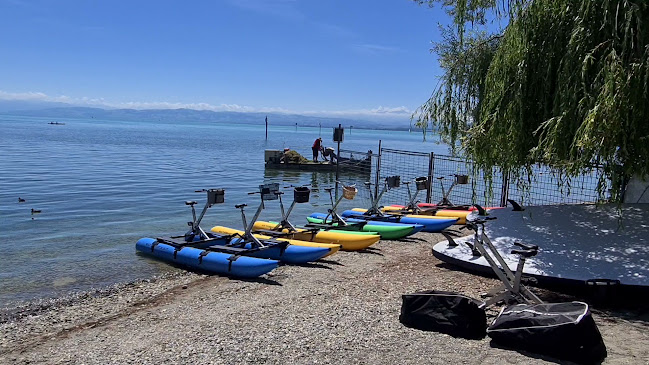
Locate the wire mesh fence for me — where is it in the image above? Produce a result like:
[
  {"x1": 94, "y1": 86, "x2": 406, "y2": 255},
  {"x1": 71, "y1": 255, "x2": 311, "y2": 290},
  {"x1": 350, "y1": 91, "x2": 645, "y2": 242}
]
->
[
  {"x1": 264, "y1": 146, "x2": 608, "y2": 211},
  {"x1": 336, "y1": 148, "x2": 607, "y2": 208},
  {"x1": 374, "y1": 148, "x2": 433, "y2": 207},
  {"x1": 506, "y1": 165, "x2": 606, "y2": 206},
  {"x1": 427, "y1": 154, "x2": 506, "y2": 207}
]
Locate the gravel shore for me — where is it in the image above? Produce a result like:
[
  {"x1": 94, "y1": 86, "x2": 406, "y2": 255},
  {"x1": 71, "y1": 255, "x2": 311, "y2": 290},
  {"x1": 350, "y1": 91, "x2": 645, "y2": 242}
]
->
[{"x1": 1, "y1": 232, "x2": 648, "y2": 364}]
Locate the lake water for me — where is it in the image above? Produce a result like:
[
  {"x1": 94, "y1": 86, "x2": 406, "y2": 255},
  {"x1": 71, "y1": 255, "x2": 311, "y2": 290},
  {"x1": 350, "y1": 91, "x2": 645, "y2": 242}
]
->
[{"x1": 0, "y1": 115, "x2": 449, "y2": 306}]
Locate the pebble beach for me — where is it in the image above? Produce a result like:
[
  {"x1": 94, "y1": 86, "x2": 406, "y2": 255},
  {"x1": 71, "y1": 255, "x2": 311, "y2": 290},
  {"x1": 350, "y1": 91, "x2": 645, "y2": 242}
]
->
[{"x1": 1, "y1": 233, "x2": 648, "y2": 364}]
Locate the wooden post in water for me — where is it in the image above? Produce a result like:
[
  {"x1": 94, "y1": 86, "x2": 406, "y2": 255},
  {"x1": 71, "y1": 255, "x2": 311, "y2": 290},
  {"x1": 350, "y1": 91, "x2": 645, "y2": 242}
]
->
[{"x1": 265, "y1": 116, "x2": 268, "y2": 140}]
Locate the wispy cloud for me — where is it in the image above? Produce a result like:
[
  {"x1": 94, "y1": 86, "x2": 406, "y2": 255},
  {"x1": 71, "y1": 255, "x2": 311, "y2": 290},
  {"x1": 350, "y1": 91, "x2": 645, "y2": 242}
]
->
[
  {"x1": 302, "y1": 106, "x2": 412, "y2": 121},
  {"x1": 0, "y1": 90, "x2": 72, "y2": 102},
  {"x1": 353, "y1": 44, "x2": 402, "y2": 54},
  {"x1": 227, "y1": 0, "x2": 305, "y2": 21},
  {"x1": 228, "y1": 0, "x2": 356, "y2": 40},
  {"x1": 0, "y1": 90, "x2": 412, "y2": 120},
  {"x1": 313, "y1": 21, "x2": 356, "y2": 38}
]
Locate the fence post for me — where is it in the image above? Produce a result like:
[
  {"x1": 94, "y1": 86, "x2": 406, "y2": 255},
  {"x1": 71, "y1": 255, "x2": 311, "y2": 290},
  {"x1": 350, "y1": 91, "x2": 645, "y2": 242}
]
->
[
  {"x1": 335, "y1": 124, "x2": 342, "y2": 201},
  {"x1": 500, "y1": 169, "x2": 510, "y2": 207},
  {"x1": 426, "y1": 152, "x2": 435, "y2": 203},
  {"x1": 375, "y1": 140, "x2": 382, "y2": 199}
]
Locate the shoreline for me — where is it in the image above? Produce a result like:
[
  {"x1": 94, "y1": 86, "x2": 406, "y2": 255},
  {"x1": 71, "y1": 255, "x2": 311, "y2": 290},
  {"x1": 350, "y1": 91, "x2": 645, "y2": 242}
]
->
[{"x1": 2, "y1": 233, "x2": 648, "y2": 364}]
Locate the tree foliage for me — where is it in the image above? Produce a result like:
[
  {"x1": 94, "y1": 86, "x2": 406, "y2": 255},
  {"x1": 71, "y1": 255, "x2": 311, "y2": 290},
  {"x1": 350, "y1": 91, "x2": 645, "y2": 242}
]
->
[{"x1": 414, "y1": 0, "x2": 649, "y2": 201}]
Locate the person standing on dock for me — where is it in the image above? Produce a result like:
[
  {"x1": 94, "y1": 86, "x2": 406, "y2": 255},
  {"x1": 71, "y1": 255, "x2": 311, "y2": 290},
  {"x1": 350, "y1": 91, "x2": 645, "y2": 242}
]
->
[{"x1": 312, "y1": 137, "x2": 323, "y2": 162}]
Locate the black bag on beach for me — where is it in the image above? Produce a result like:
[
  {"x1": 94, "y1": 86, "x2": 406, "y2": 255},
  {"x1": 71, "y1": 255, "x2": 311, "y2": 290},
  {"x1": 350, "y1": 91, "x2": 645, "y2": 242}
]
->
[
  {"x1": 399, "y1": 290, "x2": 486, "y2": 339},
  {"x1": 487, "y1": 301, "x2": 607, "y2": 364}
]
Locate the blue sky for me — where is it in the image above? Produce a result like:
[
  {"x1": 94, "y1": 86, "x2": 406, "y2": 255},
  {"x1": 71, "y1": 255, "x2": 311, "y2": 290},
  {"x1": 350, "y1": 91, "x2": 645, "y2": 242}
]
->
[{"x1": 0, "y1": 0, "x2": 449, "y2": 121}]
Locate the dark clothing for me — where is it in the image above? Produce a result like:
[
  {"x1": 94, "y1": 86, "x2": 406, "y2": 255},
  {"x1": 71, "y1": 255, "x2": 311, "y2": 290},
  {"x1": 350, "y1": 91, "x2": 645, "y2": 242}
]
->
[
  {"x1": 312, "y1": 147, "x2": 320, "y2": 161},
  {"x1": 312, "y1": 138, "x2": 322, "y2": 162}
]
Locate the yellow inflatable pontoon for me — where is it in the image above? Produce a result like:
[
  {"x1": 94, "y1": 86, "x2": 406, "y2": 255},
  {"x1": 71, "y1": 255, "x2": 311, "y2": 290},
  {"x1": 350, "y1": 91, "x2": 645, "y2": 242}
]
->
[
  {"x1": 210, "y1": 226, "x2": 341, "y2": 256},
  {"x1": 252, "y1": 221, "x2": 380, "y2": 251}
]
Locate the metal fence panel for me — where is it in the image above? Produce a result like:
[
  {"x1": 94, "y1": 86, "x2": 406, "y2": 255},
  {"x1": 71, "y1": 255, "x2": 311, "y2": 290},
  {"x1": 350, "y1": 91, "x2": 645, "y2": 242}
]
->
[
  {"x1": 374, "y1": 148, "x2": 432, "y2": 207},
  {"x1": 428, "y1": 154, "x2": 504, "y2": 207},
  {"x1": 506, "y1": 165, "x2": 605, "y2": 206},
  {"x1": 321, "y1": 147, "x2": 607, "y2": 210}
]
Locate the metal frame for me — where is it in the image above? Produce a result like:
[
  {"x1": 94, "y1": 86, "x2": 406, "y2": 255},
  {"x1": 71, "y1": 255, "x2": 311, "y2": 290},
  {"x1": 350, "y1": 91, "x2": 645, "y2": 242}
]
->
[{"x1": 444, "y1": 217, "x2": 543, "y2": 308}]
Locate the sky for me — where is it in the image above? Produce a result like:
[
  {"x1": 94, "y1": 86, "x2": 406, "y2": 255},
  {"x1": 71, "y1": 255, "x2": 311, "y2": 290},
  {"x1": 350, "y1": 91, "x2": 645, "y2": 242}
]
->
[{"x1": 0, "y1": 0, "x2": 450, "y2": 121}]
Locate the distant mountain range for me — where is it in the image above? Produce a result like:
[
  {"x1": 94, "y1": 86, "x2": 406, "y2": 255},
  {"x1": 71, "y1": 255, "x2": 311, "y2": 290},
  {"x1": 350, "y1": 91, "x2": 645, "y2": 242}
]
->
[{"x1": 0, "y1": 100, "x2": 420, "y2": 131}]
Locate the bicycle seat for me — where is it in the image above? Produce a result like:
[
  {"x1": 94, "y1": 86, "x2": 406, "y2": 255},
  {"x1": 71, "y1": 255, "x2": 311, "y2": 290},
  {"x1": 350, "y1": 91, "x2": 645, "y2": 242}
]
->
[
  {"x1": 511, "y1": 248, "x2": 538, "y2": 258},
  {"x1": 324, "y1": 187, "x2": 334, "y2": 192},
  {"x1": 514, "y1": 241, "x2": 539, "y2": 250},
  {"x1": 470, "y1": 217, "x2": 497, "y2": 225},
  {"x1": 185, "y1": 201, "x2": 197, "y2": 206},
  {"x1": 235, "y1": 204, "x2": 247, "y2": 209}
]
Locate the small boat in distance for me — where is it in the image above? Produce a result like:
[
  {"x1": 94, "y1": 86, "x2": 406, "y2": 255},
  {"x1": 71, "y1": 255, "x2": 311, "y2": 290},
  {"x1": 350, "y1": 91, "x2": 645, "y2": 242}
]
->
[{"x1": 48, "y1": 121, "x2": 66, "y2": 125}]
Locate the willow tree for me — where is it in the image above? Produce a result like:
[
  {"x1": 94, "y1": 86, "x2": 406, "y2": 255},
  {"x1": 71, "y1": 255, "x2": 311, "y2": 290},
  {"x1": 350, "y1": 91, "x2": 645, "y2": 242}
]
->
[{"x1": 414, "y1": 0, "x2": 649, "y2": 202}]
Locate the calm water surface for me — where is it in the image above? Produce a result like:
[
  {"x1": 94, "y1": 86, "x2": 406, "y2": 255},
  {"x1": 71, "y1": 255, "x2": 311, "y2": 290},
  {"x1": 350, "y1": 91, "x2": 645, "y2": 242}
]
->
[{"x1": 0, "y1": 115, "x2": 448, "y2": 306}]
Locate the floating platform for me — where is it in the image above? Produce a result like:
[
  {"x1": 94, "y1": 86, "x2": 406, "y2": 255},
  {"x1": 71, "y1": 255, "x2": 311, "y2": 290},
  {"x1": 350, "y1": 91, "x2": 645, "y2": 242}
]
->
[
  {"x1": 264, "y1": 158, "x2": 371, "y2": 173},
  {"x1": 266, "y1": 160, "x2": 341, "y2": 171},
  {"x1": 432, "y1": 204, "x2": 649, "y2": 290},
  {"x1": 264, "y1": 149, "x2": 371, "y2": 173}
]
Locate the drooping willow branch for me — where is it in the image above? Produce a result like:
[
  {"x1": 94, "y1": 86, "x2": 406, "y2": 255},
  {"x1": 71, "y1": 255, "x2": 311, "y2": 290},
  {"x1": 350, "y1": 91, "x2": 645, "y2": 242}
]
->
[{"x1": 413, "y1": 0, "x2": 649, "y2": 202}]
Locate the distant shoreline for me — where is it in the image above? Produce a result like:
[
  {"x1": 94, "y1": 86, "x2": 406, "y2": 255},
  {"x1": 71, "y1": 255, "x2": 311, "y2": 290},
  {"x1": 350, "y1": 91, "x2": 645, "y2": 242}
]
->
[{"x1": 0, "y1": 106, "x2": 435, "y2": 133}]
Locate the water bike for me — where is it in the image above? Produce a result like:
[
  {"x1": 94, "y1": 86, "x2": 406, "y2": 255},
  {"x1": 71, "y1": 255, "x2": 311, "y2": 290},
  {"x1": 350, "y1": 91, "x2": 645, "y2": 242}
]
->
[
  {"x1": 139, "y1": 187, "x2": 334, "y2": 269},
  {"x1": 401, "y1": 211, "x2": 543, "y2": 336},
  {"x1": 371, "y1": 176, "x2": 471, "y2": 224},
  {"x1": 441, "y1": 215, "x2": 542, "y2": 307},
  {"x1": 387, "y1": 175, "x2": 504, "y2": 221},
  {"x1": 306, "y1": 182, "x2": 421, "y2": 240},
  {"x1": 402, "y1": 211, "x2": 607, "y2": 365},
  {"x1": 136, "y1": 188, "x2": 279, "y2": 278},
  {"x1": 343, "y1": 176, "x2": 459, "y2": 232},
  {"x1": 249, "y1": 185, "x2": 381, "y2": 251},
  {"x1": 210, "y1": 183, "x2": 341, "y2": 258}
]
